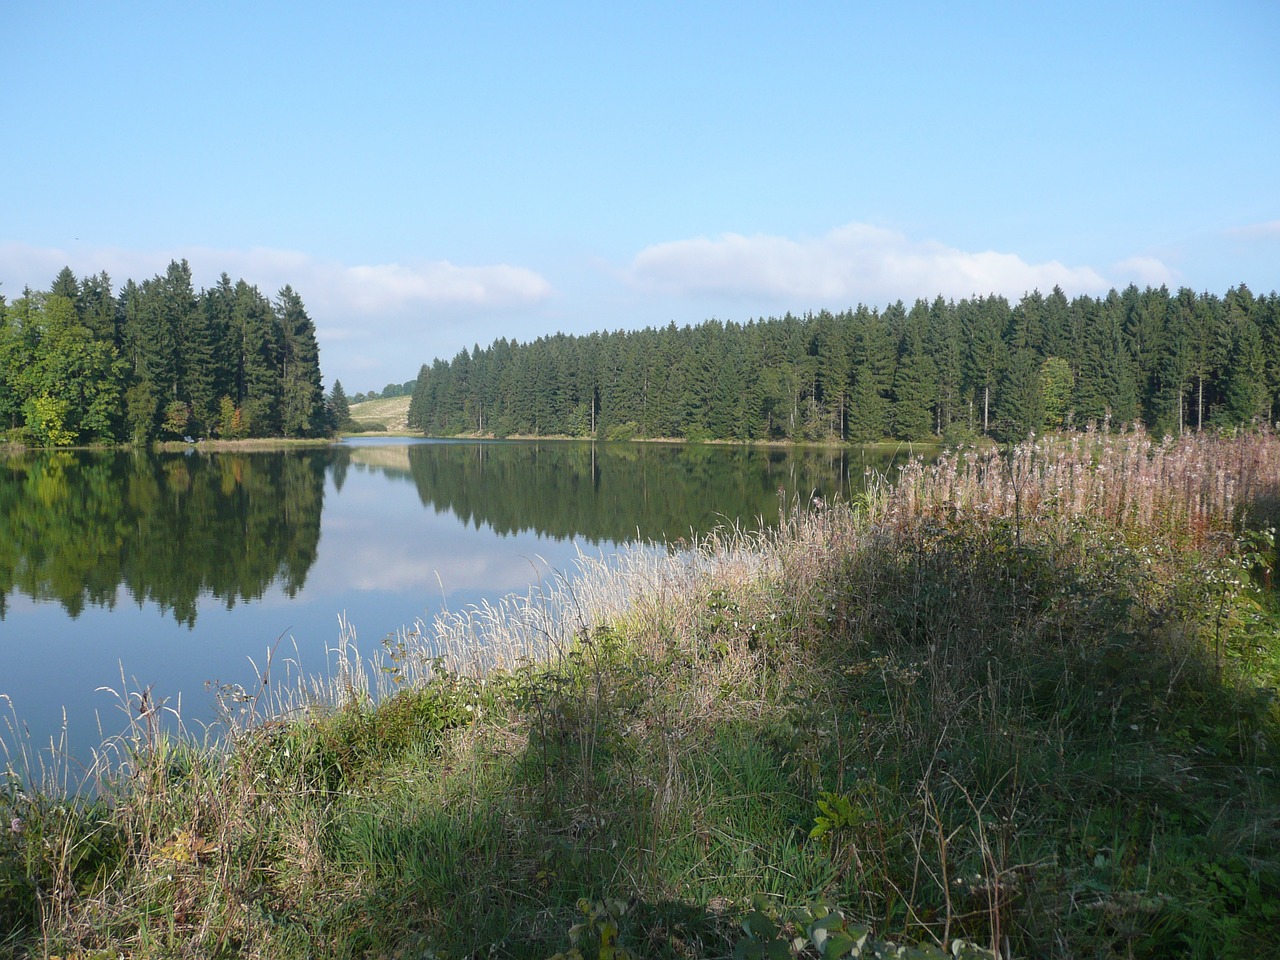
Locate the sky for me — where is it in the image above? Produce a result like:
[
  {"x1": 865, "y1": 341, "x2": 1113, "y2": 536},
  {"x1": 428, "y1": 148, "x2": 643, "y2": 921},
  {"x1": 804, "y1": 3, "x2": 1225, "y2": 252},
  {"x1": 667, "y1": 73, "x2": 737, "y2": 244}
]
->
[{"x1": 2, "y1": 1, "x2": 1277, "y2": 393}]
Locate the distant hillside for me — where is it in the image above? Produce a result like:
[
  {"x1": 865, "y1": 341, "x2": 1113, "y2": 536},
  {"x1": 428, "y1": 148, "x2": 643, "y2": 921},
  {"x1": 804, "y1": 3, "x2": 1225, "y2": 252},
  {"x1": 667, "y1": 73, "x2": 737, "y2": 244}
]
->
[{"x1": 347, "y1": 395, "x2": 411, "y2": 432}]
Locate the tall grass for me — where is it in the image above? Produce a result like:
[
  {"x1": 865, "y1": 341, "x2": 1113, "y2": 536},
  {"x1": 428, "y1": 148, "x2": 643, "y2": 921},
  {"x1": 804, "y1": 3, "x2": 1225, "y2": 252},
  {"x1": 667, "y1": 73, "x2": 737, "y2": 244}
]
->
[{"x1": 3, "y1": 429, "x2": 1279, "y2": 959}]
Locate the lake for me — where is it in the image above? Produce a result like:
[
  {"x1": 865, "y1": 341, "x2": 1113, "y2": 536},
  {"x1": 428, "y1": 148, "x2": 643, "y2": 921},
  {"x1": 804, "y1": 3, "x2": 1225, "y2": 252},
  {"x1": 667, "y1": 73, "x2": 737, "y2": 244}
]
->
[{"x1": 0, "y1": 438, "x2": 917, "y2": 770}]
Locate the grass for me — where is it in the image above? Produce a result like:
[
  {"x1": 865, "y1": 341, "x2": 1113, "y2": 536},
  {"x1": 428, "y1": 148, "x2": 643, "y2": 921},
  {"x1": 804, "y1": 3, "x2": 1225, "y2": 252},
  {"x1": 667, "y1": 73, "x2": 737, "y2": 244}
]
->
[
  {"x1": 346, "y1": 396, "x2": 412, "y2": 434},
  {"x1": 2, "y1": 426, "x2": 1279, "y2": 959}
]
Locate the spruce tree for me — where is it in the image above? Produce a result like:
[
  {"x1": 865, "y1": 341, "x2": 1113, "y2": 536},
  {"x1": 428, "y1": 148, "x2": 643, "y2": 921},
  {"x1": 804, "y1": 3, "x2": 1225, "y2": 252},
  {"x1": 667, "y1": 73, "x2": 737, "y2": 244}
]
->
[
  {"x1": 891, "y1": 318, "x2": 937, "y2": 440},
  {"x1": 328, "y1": 379, "x2": 351, "y2": 429},
  {"x1": 276, "y1": 285, "x2": 326, "y2": 437}
]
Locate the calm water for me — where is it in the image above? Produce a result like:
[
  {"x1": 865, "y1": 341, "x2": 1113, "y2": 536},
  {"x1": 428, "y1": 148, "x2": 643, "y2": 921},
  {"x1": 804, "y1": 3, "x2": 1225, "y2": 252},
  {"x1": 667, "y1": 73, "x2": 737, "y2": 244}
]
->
[{"x1": 0, "y1": 439, "x2": 915, "y2": 763}]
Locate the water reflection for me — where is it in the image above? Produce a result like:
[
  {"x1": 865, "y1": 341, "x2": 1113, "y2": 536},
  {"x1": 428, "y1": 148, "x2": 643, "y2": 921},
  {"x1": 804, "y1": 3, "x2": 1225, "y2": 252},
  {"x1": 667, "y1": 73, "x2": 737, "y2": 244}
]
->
[
  {"x1": 0, "y1": 441, "x2": 918, "y2": 626},
  {"x1": 0, "y1": 439, "x2": 923, "y2": 758},
  {"x1": 0, "y1": 449, "x2": 326, "y2": 625},
  {"x1": 341, "y1": 439, "x2": 906, "y2": 544}
]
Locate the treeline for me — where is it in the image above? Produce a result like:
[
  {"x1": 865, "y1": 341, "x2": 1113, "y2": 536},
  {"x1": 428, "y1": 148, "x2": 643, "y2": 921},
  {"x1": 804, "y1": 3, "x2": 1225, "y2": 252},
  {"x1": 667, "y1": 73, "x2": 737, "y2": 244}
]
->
[
  {"x1": 351, "y1": 380, "x2": 417, "y2": 404},
  {"x1": 408, "y1": 284, "x2": 1280, "y2": 442},
  {"x1": 0, "y1": 261, "x2": 328, "y2": 445}
]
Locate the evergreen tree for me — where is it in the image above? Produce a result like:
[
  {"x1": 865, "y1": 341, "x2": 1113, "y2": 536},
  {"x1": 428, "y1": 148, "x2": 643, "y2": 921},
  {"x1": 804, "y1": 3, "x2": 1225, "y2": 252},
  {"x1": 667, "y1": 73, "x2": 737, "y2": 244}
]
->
[
  {"x1": 161, "y1": 259, "x2": 199, "y2": 406},
  {"x1": 1072, "y1": 292, "x2": 1137, "y2": 425},
  {"x1": 1220, "y1": 316, "x2": 1269, "y2": 425},
  {"x1": 928, "y1": 296, "x2": 965, "y2": 434},
  {"x1": 79, "y1": 271, "x2": 118, "y2": 344},
  {"x1": 276, "y1": 285, "x2": 326, "y2": 437},
  {"x1": 407, "y1": 364, "x2": 431, "y2": 430},
  {"x1": 50, "y1": 266, "x2": 80, "y2": 304},
  {"x1": 231, "y1": 281, "x2": 282, "y2": 436},
  {"x1": 961, "y1": 295, "x2": 1009, "y2": 434},
  {"x1": 1123, "y1": 285, "x2": 1168, "y2": 425},
  {"x1": 846, "y1": 306, "x2": 893, "y2": 441},
  {"x1": 994, "y1": 349, "x2": 1044, "y2": 440},
  {"x1": 891, "y1": 314, "x2": 937, "y2": 440},
  {"x1": 328, "y1": 379, "x2": 351, "y2": 429}
]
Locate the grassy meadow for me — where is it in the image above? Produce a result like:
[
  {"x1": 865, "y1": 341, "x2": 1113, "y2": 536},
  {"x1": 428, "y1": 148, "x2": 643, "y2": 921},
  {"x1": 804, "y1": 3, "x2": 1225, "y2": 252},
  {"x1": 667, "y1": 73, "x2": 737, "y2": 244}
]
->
[
  {"x1": 345, "y1": 396, "x2": 412, "y2": 435},
  {"x1": 2, "y1": 429, "x2": 1279, "y2": 959}
]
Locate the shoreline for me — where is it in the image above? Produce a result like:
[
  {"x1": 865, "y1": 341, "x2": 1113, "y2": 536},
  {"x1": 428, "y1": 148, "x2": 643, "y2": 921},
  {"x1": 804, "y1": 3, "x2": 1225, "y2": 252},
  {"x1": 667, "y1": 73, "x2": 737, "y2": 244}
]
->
[{"x1": 4, "y1": 430, "x2": 1278, "y2": 958}]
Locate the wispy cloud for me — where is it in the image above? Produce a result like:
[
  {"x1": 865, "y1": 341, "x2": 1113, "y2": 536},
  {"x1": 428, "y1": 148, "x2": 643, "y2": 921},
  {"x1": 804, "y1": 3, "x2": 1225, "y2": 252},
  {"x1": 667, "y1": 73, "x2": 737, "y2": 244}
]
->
[
  {"x1": 1225, "y1": 220, "x2": 1280, "y2": 242},
  {"x1": 626, "y1": 223, "x2": 1163, "y2": 304},
  {"x1": 0, "y1": 242, "x2": 553, "y2": 316}
]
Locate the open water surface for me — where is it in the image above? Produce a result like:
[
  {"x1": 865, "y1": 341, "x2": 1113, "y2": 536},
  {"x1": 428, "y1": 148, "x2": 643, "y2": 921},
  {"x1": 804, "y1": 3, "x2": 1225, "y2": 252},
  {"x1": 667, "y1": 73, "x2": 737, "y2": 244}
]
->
[{"x1": 0, "y1": 438, "x2": 918, "y2": 767}]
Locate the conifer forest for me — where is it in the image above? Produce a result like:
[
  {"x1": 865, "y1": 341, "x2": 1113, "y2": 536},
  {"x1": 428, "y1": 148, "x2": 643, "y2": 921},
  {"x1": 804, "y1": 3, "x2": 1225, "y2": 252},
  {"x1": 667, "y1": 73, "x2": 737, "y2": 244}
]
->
[{"x1": 408, "y1": 284, "x2": 1279, "y2": 442}]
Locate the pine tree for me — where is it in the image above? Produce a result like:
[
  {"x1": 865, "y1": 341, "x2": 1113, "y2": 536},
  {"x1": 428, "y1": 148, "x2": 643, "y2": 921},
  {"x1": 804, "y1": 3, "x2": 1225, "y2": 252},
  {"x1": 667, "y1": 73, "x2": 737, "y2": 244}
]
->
[
  {"x1": 276, "y1": 285, "x2": 326, "y2": 437},
  {"x1": 994, "y1": 348, "x2": 1044, "y2": 440},
  {"x1": 1072, "y1": 292, "x2": 1137, "y2": 425},
  {"x1": 328, "y1": 379, "x2": 351, "y2": 429},
  {"x1": 1220, "y1": 317, "x2": 1269, "y2": 425},
  {"x1": 891, "y1": 316, "x2": 937, "y2": 440},
  {"x1": 846, "y1": 306, "x2": 893, "y2": 441},
  {"x1": 231, "y1": 281, "x2": 282, "y2": 436}
]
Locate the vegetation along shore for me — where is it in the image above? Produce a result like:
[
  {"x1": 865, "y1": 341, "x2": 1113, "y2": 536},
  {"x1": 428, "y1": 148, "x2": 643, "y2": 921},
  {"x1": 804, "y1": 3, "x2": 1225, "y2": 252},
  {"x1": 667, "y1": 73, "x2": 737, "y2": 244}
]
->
[{"x1": 2, "y1": 427, "x2": 1277, "y2": 959}]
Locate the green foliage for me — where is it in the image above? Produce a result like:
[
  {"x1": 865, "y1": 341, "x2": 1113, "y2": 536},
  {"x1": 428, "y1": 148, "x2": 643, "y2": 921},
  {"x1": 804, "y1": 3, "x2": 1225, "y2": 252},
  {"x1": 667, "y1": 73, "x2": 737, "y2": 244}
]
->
[
  {"x1": 0, "y1": 263, "x2": 329, "y2": 444},
  {"x1": 0, "y1": 447, "x2": 326, "y2": 624},
  {"x1": 735, "y1": 899, "x2": 995, "y2": 959},
  {"x1": 327, "y1": 378, "x2": 351, "y2": 428},
  {"x1": 217, "y1": 395, "x2": 249, "y2": 439},
  {"x1": 405, "y1": 286, "x2": 1280, "y2": 443},
  {"x1": 1038, "y1": 355, "x2": 1074, "y2": 429},
  {"x1": 161, "y1": 399, "x2": 191, "y2": 437},
  {"x1": 23, "y1": 392, "x2": 76, "y2": 445},
  {"x1": 549, "y1": 898, "x2": 636, "y2": 960}
]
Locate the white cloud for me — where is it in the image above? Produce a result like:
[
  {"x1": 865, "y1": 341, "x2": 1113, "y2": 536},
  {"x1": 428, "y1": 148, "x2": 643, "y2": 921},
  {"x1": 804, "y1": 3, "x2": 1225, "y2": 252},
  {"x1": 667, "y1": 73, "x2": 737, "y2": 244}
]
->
[
  {"x1": 1111, "y1": 256, "x2": 1176, "y2": 288},
  {"x1": 1225, "y1": 220, "x2": 1280, "y2": 241},
  {"x1": 0, "y1": 241, "x2": 553, "y2": 316},
  {"x1": 627, "y1": 223, "x2": 1126, "y2": 304},
  {"x1": 0, "y1": 242, "x2": 555, "y2": 385}
]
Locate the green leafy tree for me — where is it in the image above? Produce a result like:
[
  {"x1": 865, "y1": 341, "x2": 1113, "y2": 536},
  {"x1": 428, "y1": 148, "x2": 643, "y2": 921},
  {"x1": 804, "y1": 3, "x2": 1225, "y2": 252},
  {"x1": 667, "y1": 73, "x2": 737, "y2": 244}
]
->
[
  {"x1": 13, "y1": 292, "x2": 123, "y2": 444},
  {"x1": 161, "y1": 400, "x2": 191, "y2": 438},
  {"x1": 1039, "y1": 357, "x2": 1074, "y2": 430},
  {"x1": 23, "y1": 393, "x2": 75, "y2": 446},
  {"x1": 217, "y1": 395, "x2": 249, "y2": 439}
]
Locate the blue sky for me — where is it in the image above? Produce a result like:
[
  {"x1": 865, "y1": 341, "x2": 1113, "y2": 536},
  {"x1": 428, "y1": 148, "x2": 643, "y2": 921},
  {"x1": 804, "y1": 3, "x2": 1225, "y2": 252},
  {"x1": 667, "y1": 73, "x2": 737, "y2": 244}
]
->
[{"x1": 2, "y1": 1, "x2": 1277, "y2": 392}]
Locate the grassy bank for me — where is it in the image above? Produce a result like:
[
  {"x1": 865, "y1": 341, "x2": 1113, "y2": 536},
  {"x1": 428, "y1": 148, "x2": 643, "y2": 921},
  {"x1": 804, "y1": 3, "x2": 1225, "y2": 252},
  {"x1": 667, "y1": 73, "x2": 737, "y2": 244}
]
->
[{"x1": 3, "y1": 429, "x2": 1279, "y2": 959}]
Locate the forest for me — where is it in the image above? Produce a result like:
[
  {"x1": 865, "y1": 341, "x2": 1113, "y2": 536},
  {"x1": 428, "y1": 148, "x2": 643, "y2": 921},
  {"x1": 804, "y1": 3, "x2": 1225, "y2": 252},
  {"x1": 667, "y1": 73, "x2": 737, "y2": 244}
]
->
[
  {"x1": 408, "y1": 284, "x2": 1280, "y2": 442},
  {"x1": 0, "y1": 261, "x2": 328, "y2": 445}
]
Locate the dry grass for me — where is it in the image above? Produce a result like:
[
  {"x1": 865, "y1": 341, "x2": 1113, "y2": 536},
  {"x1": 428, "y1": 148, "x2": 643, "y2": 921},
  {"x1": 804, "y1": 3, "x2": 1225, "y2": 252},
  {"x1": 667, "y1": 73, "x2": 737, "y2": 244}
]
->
[{"x1": 347, "y1": 395, "x2": 411, "y2": 432}]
